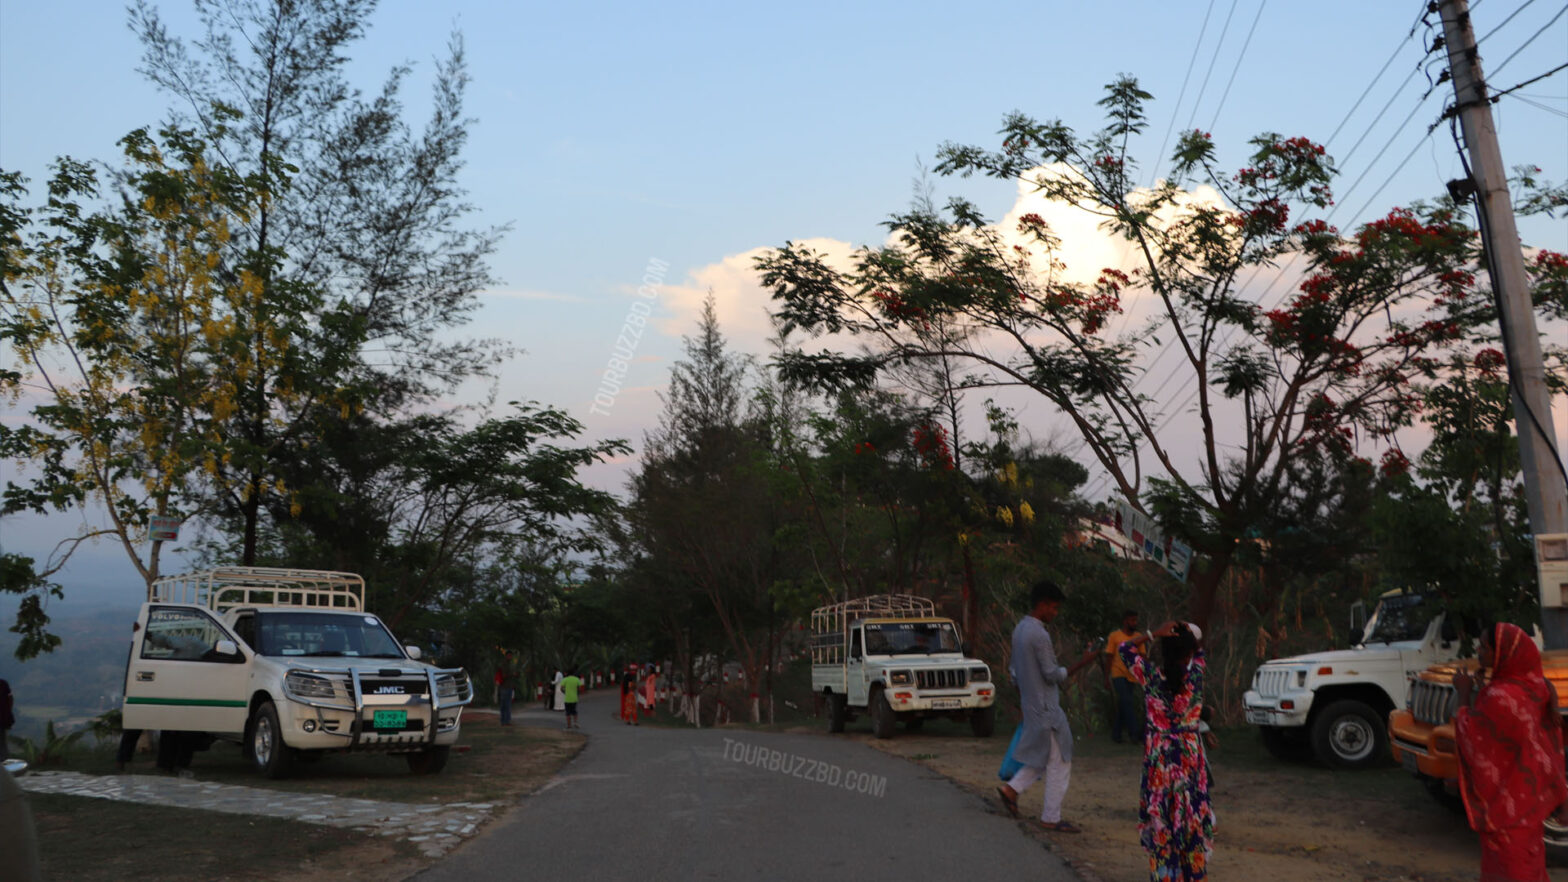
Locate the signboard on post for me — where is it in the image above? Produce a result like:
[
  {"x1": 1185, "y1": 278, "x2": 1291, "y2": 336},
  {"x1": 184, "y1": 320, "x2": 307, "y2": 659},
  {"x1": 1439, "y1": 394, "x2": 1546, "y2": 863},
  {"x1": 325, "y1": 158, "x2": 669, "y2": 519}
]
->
[
  {"x1": 1113, "y1": 501, "x2": 1193, "y2": 583},
  {"x1": 149, "y1": 516, "x2": 182, "y2": 543}
]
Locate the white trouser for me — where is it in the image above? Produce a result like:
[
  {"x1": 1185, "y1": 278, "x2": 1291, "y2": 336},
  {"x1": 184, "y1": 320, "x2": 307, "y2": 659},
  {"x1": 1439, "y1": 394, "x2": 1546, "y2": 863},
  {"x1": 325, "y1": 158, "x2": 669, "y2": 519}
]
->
[{"x1": 1007, "y1": 732, "x2": 1072, "y2": 823}]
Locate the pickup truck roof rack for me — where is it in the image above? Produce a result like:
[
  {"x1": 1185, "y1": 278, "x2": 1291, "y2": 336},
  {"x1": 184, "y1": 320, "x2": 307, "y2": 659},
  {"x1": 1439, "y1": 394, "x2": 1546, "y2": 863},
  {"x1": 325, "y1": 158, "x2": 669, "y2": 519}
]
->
[
  {"x1": 810, "y1": 594, "x2": 938, "y2": 664},
  {"x1": 150, "y1": 567, "x2": 365, "y2": 612}
]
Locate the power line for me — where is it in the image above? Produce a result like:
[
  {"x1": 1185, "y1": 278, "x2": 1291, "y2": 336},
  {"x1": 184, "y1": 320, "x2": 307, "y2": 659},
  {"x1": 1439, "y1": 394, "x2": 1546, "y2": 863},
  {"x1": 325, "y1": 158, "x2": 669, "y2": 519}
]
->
[
  {"x1": 1492, "y1": 60, "x2": 1568, "y2": 99},
  {"x1": 1476, "y1": 0, "x2": 1541, "y2": 44},
  {"x1": 1208, "y1": 1, "x2": 1270, "y2": 133},
  {"x1": 1487, "y1": 3, "x2": 1568, "y2": 78},
  {"x1": 1185, "y1": 0, "x2": 1243, "y2": 133}
]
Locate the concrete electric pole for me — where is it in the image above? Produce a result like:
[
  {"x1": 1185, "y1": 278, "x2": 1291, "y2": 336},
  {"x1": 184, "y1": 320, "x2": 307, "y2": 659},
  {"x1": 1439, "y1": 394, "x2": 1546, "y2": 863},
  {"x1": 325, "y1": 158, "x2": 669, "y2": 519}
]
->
[{"x1": 1436, "y1": 0, "x2": 1568, "y2": 647}]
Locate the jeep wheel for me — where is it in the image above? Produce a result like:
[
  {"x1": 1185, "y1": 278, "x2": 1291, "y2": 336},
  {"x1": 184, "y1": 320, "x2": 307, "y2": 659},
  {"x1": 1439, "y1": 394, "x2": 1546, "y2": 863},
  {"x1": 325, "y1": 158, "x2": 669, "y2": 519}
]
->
[
  {"x1": 406, "y1": 745, "x2": 450, "y2": 775},
  {"x1": 249, "y1": 701, "x2": 294, "y2": 779},
  {"x1": 970, "y1": 704, "x2": 996, "y2": 738},
  {"x1": 871, "y1": 688, "x2": 896, "y2": 739},
  {"x1": 827, "y1": 693, "x2": 847, "y2": 734},
  {"x1": 1310, "y1": 699, "x2": 1388, "y2": 769},
  {"x1": 1259, "y1": 725, "x2": 1311, "y2": 762}
]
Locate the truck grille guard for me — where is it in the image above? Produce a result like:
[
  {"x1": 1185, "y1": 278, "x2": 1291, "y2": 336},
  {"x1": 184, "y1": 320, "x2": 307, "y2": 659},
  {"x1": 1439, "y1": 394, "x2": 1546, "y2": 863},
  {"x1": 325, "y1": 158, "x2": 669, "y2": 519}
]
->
[
  {"x1": 278, "y1": 664, "x2": 473, "y2": 749},
  {"x1": 915, "y1": 668, "x2": 969, "y2": 690},
  {"x1": 1409, "y1": 679, "x2": 1458, "y2": 727}
]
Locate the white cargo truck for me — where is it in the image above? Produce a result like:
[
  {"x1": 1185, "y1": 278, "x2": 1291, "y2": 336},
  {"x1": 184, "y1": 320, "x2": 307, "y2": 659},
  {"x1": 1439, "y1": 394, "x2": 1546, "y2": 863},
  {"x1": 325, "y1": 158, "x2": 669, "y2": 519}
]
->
[
  {"x1": 122, "y1": 567, "x2": 473, "y2": 777},
  {"x1": 810, "y1": 594, "x2": 996, "y2": 738},
  {"x1": 1241, "y1": 588, "x2": 1464, "y2": 769}
]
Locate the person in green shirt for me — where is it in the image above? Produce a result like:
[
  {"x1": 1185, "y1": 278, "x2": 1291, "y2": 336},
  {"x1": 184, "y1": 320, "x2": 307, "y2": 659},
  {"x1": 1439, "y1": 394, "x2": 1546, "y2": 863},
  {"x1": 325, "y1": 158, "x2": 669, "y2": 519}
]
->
[{"x1": 559, "y1": 671, "x2": 583, "y2": 729}]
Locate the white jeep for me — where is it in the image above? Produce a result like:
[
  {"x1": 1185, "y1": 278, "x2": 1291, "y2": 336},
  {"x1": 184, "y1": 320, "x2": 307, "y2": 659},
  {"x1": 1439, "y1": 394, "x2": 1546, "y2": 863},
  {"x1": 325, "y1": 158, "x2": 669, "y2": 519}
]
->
[
  {"x1": 1242, "y1": 588, "x2": 1464, "y2": 769},
  {"x1": 811, "y1": 594, "x2": 996, "y2": 738},
  {"x1": 121, "y1": 567, "x2": 473, "y2": 777}
]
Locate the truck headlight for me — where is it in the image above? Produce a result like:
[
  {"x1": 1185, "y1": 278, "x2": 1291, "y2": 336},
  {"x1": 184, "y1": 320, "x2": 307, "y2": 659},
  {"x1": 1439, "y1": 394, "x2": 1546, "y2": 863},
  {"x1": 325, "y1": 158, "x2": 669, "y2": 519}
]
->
[
  {"x1": 969, "y1": 667, "x2": 990, "y2": 683},
  {"x1": 436, "y1": 673, "x2": 471, "y2": 701},
  {"x1": 888, "y1": 670, "x2": 913, "y2": 686},
  {"x1": 286, "y1": 671, "x2": 336, "y2": 700}
]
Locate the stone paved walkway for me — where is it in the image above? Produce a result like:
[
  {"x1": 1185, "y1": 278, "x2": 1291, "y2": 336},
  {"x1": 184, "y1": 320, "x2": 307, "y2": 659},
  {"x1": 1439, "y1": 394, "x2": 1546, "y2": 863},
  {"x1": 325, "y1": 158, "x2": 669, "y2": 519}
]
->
[{"x1": 17, "y1": 771, "x2": 494, "y2": 857}]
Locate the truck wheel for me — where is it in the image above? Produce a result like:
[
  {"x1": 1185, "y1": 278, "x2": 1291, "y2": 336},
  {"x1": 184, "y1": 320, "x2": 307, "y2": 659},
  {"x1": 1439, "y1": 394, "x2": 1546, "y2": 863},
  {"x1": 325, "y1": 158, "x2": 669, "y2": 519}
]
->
[
  {"x1": 871, "y1": 688, "x2": 896, "y2": 739},
  {"x1": 406, "y1": 746, "x2": 450, "y2": 775},
  {"x1": 1310, "y1": 699, "x2": 1388, "y2": 769},
  {"x1": 969, "y1": 705, "x2": 996, "y2": 738},
  {"x1": 1259, "y1": 725, "x2": 1311, "y2": 761},
  {"x1": 827, "y1": 693, "x2": 847, "y2": 734},
  {"x1": 249, "y1": 701, "x2": 294, "y2": 779}
]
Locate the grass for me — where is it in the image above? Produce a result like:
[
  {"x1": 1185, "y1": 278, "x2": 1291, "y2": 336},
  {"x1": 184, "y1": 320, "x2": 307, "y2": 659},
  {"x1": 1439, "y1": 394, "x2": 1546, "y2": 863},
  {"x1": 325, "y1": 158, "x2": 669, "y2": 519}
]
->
[{"x1": 30, "y1": 791, "x2": 419, "y2": 882}]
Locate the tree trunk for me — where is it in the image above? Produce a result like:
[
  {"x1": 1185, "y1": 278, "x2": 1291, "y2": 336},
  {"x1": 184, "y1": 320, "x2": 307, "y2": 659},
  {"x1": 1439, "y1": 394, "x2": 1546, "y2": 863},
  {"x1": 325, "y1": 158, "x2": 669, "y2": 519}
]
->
[{"x1": 1188, "y1": 543, "x2": 1237, "y2": 632}]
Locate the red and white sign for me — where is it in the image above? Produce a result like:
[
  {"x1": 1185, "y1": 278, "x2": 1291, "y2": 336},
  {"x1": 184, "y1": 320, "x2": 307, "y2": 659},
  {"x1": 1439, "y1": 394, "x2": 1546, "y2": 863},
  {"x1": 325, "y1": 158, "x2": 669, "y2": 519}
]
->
[{"x1": 149, "y1": 516, "x2": 182, "y2": 542}]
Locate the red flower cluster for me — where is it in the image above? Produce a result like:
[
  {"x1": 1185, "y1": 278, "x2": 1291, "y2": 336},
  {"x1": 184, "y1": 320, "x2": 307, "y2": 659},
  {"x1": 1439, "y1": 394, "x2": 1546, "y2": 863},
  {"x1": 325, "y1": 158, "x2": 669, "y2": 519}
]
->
[
  {"x1": 872, "y1": 288, "x2": 927, "y2": 325},
  {"x1": 1292, "y1": 219, "x2": 1337, "y2": 236},
  {"x1": 1474, "y1": 347, "x2": 1506, "y2": 378},
  {"x1": 912, "y1": 423, "x2": 955, "y2": 471},
  {"x1": 853, "y1": 441, "x2": 877, "y2": 455},
  {"x1": 1379, "y1": 449, "x2": 1411, "y2": 478},
  {"x1": 1356, "y1": 207, "x2": 1458, "y2": 249},
  {"x1": 1534, "y1": 249, "x2": 1568, "y2": 273}
]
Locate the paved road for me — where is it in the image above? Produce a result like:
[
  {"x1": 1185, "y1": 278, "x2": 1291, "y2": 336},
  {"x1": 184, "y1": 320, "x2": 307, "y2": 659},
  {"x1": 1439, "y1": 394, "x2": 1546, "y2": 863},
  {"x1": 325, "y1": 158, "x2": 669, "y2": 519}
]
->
[{"x1": 418, "y1": 691, "x2": 1078, "y2": 881}]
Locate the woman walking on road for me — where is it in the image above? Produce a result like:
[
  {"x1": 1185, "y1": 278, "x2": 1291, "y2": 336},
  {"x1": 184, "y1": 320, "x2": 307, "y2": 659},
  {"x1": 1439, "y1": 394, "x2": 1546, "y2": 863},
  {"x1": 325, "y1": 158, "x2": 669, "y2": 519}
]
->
[
  {"x1": 1453, "y1": 622, "x2": 1566, "y2": 882},
  {"x1": 1119, "y1": 621, "x2": 1214, "y2": 881}
]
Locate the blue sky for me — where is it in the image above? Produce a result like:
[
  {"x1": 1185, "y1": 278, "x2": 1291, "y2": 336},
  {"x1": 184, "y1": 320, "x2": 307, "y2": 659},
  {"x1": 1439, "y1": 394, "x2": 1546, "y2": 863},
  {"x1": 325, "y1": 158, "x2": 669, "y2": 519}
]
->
[{"x1": 1, "y1": 0, "x2": 1565, "y2": 614}]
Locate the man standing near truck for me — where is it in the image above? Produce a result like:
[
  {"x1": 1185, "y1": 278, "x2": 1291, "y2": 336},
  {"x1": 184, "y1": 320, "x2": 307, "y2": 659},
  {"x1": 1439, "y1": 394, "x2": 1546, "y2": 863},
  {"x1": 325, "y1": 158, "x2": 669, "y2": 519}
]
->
[{"x1": 997, "y1": 580, "x2": 1096, "y2": 833}]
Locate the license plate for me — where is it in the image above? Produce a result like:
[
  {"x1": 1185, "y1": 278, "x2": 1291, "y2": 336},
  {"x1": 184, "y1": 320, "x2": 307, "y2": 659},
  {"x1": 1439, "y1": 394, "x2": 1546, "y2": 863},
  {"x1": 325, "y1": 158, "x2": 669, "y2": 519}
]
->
[
  {"x1": 1245, "y1": 709, "x2": 1269, "y2": 725},
  {"x1": 931, "y1": 698, "x2": 962, "y2": 709},
  {"x1": 1401, "y1": 751, "x2": 1419, "y2": 774},
  {"x1": 372, "y1": 709, "x2": 407, "y2": 730}
]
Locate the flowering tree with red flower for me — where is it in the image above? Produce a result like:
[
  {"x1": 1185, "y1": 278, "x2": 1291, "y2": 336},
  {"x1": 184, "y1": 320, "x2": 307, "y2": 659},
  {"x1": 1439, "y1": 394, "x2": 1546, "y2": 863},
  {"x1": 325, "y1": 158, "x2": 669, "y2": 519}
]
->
[{"x1": 757, "y1": 76, "x2": 1564, "y2": 628}]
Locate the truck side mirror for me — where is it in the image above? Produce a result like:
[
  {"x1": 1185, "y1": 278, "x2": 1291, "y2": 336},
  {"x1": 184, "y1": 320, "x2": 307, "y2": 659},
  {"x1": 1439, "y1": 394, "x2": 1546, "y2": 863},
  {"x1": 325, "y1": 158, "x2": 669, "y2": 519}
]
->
[
  {"x1": 405, "y1": 645, "x2": 422, "y2": 660},
  {"x1": 215, "y1": 639, "x2": 239, "y2": 657}
]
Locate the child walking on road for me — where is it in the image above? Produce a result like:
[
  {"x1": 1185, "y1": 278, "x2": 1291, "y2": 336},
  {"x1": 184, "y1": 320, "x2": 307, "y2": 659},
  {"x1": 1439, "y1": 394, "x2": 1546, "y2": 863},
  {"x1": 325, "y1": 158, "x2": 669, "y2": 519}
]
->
[{"x1": 1119, "y1": 621, "x2": 1215, "y2": 881}]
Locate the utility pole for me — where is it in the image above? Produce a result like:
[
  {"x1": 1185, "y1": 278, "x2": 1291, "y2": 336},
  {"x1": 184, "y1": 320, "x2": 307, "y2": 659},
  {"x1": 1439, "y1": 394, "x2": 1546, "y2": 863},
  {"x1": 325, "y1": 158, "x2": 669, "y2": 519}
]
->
[{"x1": 1437, "y1": 0, "x2": 1568, "y2": 647}]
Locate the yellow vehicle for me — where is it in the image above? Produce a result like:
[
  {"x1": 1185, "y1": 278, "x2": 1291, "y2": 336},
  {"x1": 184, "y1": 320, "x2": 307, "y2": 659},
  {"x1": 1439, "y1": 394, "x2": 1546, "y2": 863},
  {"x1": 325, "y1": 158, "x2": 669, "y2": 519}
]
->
[{"x1": 1387, "y1": 648, "x2": 1568, "y2": 848}]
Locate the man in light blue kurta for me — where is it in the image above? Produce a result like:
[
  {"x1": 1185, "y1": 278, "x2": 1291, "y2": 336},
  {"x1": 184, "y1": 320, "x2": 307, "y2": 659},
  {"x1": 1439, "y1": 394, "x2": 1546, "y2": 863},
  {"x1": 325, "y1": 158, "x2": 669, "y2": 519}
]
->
[{"x1": 999, "y1": 580, "x2": 1092, "y2": 832}]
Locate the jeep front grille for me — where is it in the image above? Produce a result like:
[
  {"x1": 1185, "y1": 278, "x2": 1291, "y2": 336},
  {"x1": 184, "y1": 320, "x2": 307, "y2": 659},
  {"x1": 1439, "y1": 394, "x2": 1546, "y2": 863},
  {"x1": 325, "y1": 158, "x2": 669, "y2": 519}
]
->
[
  {"x1": 1255, "y1": 668, "x2": 1291, "y2": 698},
  {"x1": 1410, "y1": 680, "x2": 1458, "y2": 726},
  {"x1": 916, "y1": 669, "x2": 967, "y2": 690}
]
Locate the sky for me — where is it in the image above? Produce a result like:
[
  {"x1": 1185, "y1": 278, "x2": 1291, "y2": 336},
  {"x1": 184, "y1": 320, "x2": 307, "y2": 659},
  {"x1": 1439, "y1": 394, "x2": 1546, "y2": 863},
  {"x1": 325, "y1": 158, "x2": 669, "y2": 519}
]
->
[{"x1": 1, "y1": 0, "x2": 1566, "y2": 617}]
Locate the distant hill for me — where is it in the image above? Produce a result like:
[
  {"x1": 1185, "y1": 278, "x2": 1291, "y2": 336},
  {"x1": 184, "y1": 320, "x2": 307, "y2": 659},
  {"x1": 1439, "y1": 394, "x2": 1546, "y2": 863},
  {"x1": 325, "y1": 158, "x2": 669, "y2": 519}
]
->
[{"x1": 0, "y1": 604, "x2": 139, "y2": 741}]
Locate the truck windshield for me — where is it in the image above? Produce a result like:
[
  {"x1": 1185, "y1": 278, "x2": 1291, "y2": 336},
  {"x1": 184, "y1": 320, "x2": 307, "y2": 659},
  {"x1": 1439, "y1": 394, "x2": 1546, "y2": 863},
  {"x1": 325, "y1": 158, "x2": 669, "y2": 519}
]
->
[
  {"x1": 254, "y1": 612, "x2": 406, "y2": 658},
  {"x1": 863, "y1": 621, "x2": 960, "y2": 655},
  {"x1": 1363, "y1": 594, "x2": 1431, "y2": 644}
]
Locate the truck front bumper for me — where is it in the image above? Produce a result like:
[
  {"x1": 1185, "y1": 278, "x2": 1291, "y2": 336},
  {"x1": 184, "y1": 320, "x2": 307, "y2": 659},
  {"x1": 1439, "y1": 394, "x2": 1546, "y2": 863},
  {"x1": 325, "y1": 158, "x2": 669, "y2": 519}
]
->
[
  {"x1": 1242, "y1": 689, "x2": 1312, "y2": 728},
  {"x1": 277, "y1": 698, "x2": 463, "y2": 752},
  {"x1": 884, "y1": 688, "x2": 995, "y2": 713},
  {"x1": 1387, "y1": 709, "x2": 1459, "y2": 781}
]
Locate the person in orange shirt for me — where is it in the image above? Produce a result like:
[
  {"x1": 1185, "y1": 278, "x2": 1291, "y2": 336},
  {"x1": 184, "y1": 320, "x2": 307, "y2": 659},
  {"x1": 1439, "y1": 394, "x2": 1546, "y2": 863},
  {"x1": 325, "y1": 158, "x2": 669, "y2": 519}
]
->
[{"x1": 1101, "y1": 610, "x2": 1147, "y2": 744}]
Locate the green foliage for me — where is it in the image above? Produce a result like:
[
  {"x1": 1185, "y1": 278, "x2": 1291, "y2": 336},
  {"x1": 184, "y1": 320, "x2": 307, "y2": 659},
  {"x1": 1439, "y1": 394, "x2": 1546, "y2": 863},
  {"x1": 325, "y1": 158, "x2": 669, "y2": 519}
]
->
[
  {"x1": 7, "y1": 719, "x2": 86, "y2": 766},
  {"x1": 1, "y1": 553, "x2": 62, "y2": 660}
]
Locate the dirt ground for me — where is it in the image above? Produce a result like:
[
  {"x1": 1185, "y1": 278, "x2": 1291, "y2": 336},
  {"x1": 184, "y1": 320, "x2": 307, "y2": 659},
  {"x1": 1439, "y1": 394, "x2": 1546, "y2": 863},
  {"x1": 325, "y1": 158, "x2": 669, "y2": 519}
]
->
[
  {"x1": 845, "y1": 720, "x2": 1568, "y2": 882},
  {"x1": 29, "y1": 716, "x2": 583, "y2": 882}
]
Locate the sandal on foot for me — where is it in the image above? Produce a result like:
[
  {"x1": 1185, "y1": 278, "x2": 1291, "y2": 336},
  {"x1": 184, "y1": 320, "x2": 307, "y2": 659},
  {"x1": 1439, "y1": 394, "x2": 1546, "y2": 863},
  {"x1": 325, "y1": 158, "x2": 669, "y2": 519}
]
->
[
  {"x1": 1036, "y1": 820, "x2": 1082, "y2": 834},
  {"x1": 996, "y1": 786, "x2": 1019, "y2": 818}
]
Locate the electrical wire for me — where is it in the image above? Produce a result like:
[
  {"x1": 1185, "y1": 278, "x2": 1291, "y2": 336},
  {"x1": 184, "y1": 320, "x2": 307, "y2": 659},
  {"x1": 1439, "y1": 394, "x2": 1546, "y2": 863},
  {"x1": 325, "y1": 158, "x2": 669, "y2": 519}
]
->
[
  {"x1": 1208, "y1": 1, "x2": 1270, "y2": 134},
  {"x1": 1476, "y1": 0, "x2": 1541, "y2": 45},
  {"x1": 1486, "y1": 3, "x2": 1568, "y2": 79}
]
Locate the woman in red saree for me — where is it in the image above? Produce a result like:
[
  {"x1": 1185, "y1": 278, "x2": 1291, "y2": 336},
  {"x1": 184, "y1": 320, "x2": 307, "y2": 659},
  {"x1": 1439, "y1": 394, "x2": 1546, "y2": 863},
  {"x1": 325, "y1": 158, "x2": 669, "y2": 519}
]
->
[
  {"x1": 620, "y1": 667, "x2": 639, "y2": 725},
  {"x1": 1453, "y1": 622, "x2": 1566, "y2": 882}
]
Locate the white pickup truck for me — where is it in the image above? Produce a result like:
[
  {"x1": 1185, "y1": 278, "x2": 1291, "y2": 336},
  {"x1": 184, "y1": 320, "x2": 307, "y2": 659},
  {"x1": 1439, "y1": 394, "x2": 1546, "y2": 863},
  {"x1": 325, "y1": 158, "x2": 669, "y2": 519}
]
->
[
  {"x1": 1242, "y1": 588, "x2": 1464, "y2": 769},
  {"x1": 810, "y1": 594, "x2": 995, "y2": 738},
  {"x1": 121, "y1": 567, "x2": 473, "y2": 777}
]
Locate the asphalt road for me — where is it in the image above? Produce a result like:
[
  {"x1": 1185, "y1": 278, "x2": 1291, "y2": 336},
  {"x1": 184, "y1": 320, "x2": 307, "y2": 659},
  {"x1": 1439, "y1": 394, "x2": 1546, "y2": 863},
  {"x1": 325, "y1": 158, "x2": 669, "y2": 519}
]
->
[{"x1": 415, "y1": 691, "x2": 1078, "y2": 881}]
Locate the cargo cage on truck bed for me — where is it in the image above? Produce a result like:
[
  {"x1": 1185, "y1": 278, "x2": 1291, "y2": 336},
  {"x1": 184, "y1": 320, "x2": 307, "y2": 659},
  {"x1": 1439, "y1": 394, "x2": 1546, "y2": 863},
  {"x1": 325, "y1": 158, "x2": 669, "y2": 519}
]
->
[
  {"x1": 150, "y1": 567, "x2": 365, "y2": 611},
  {"x1": 811, "y1": 594, "x2": 937, "y2": 665}
]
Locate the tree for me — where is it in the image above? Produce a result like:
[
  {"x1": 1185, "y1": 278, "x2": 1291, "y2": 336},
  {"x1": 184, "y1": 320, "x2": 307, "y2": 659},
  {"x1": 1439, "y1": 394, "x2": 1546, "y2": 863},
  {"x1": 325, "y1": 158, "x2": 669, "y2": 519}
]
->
[
  {"x1": 758, "y1": 76, "x2": 1534, "y2": 628},
  {"x1": 1, "y1": 125, "x2": 337, "y2": 650},
  {"x1": 130, "y1": 0, "x2": 506, "y2": 562}
]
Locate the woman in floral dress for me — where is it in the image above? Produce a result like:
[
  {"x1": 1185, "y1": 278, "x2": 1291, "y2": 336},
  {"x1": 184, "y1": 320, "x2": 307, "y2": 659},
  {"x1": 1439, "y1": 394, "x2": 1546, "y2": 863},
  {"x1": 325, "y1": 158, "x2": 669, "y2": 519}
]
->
[{"x1": 1120, "y1": 622, "x2": 1215, "y2": 881}]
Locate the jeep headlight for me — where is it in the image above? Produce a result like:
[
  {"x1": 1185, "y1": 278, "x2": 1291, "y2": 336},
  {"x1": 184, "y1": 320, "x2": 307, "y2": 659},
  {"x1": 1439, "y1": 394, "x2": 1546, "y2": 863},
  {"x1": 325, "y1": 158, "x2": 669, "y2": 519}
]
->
[
  {"x1": 286, "y1": 671, "x2": 336, "y2": 700},
  {"x1": 888, "y1": 670, "x2": 914, "y2": 686},
  {"x1": 436, "y1": 672, "x2": 471, "y2": 701},
  {"x1": 969, "y1": 666, "x2": 990, "y2": 683}
]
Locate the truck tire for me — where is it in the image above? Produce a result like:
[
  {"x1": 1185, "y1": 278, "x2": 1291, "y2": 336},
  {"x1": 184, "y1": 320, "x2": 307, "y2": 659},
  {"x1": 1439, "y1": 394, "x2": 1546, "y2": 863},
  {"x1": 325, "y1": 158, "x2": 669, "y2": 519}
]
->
[
  {"x1": 871, "y1": 688, "x2": 897, "y2": 739},
  {"x1": 249, "y1": 701, "x2": 294, "y2": 779},
  {"x1": 406, "y1": 746, "x2": 450, "y2": 775},
  {"x1": 1310, "y1": 699, "x2": 1387, "y2": 769},
  {"x1": 1259, "y1": 725, "x2": 1311, "y2": 761},
  {"x1": 827, "y1": 693, "x2": 847, "y2": 734},
  {"x1": 970, "y1": 705, "x2": 996, "y2": 738}
]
